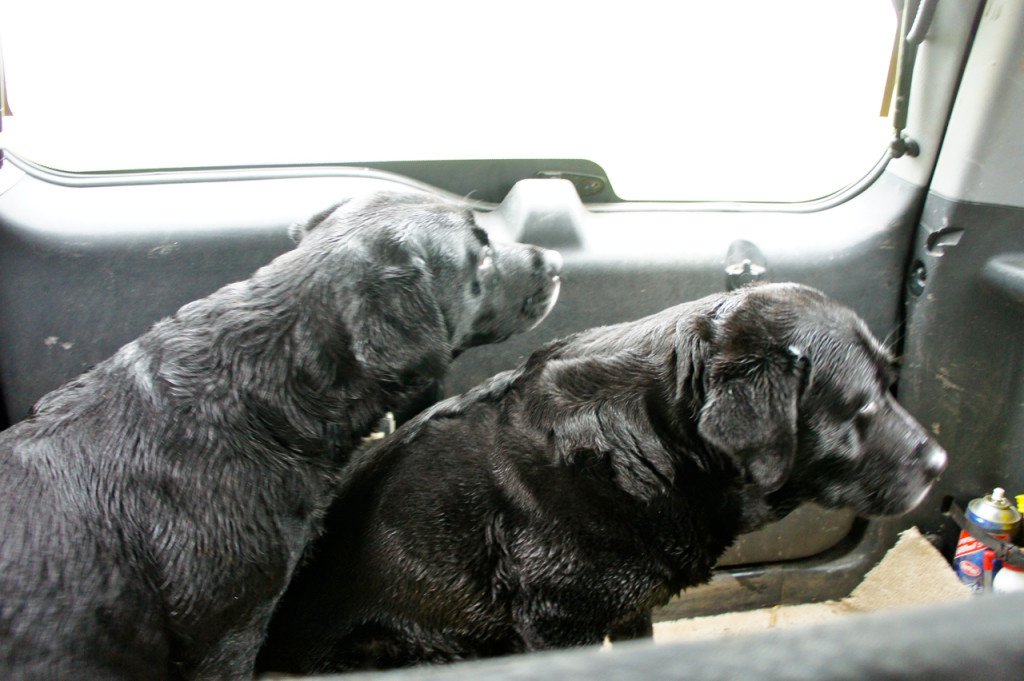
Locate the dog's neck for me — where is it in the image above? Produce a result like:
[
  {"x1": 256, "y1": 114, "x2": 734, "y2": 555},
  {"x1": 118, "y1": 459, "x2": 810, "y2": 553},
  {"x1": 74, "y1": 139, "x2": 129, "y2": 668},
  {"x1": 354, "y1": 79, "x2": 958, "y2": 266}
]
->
[{"x1": 136, "y1": 252, "x2": 443, "y2": 466}]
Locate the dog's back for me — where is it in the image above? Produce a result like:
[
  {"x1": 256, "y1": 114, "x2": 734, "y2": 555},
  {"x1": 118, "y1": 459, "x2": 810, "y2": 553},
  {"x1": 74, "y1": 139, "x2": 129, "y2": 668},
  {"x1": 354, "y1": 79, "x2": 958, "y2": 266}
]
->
[
  {"x1": 257, "y1": 318, "x2": 726, "y2": 672},
  {"x1": 0, "y1": 363, "x2": 176, "y2": 680},
  {"x1": 258, "y1": 285, "x2": 947, "y2": 674},
  {"x1": 258, "y1": 371, "x2": 522, "y2": 672},
  {"x1": 0, "y1": 270, "x2": 380, "y2": 678},
  {"x1": 1, "y1": 190, "x2": 564, "y2": 679}
]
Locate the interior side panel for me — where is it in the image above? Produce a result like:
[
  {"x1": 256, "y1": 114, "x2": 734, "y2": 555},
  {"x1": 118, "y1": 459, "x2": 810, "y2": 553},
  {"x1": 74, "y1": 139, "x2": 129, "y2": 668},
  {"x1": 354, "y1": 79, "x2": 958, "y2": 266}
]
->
[
  {"x1": 897, "y1": 0, "x2": 1024, "y2": 547},
  {"x1": 453, "y1": 172, "x2": 921, "y2": 395},
  {"x1": 899, "y1": 195, "x2": 1024, "y2": 538}
]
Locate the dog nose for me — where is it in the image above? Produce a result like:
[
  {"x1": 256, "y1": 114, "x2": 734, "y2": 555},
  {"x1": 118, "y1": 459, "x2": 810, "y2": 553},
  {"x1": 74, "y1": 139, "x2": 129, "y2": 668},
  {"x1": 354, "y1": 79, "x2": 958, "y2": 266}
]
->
[
  {"x1": 542, "y1": 249, "x2": 563, "y2": 279},
  {"x1": 918, "y1": 440, "x2": 947, "y2": 478}
]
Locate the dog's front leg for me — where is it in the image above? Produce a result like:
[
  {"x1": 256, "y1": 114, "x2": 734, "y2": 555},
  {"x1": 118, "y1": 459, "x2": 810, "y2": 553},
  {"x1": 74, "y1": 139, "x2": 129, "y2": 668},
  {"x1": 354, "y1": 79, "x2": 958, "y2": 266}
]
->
[
  {"x1": 182, "y1": 610, "x2": 274, "y2": 681},
  {"x1": 607, "y1": 611, "x2": 653, "y2": 642},
  {"x1": 511, "y1": 597, "x2": 611, "y2": 652}
]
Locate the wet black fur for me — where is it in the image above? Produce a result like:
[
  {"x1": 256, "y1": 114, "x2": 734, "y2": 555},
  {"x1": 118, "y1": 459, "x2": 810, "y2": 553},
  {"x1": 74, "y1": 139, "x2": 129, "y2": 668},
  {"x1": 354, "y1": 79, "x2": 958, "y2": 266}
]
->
[
  {"x1": 0, "y1": 190, "x2": 560, "y2": 681},
  {"x1": 257, "y1": 283, "x2": 946, "y2": 674}
]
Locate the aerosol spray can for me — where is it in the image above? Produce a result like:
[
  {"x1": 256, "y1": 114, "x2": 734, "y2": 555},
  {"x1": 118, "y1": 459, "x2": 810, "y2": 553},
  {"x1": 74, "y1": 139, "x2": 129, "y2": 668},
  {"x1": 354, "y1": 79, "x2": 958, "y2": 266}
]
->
[
  {"x1": 953, "y1": 488, "x2": 1022, "y2": 592},
  {"x1": 995, "y1": 494, "x2": 1024, "y2": 593}
]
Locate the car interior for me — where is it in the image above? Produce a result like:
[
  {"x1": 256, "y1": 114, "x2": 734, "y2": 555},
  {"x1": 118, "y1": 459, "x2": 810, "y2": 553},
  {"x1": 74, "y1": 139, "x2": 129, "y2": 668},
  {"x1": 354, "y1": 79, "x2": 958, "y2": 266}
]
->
[{"x1": 1, "y1": 0, "x2": 1022, "y2": 678}]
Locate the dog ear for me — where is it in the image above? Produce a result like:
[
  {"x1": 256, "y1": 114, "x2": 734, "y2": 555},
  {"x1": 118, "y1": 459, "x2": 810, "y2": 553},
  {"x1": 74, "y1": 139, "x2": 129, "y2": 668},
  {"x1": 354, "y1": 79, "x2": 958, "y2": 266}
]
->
[
  {"x1": 697, "y1": 348, "x2": 808, "y2": 492},
  {"x1": 288, "y1": 201, "x2": 350, "y2": 243},
  {"x1": 535, "y1": 352, "x2": 678, "y2": 501},
  {"x1": 346, "y1": 258, "x2": 453, "y2": 385}
]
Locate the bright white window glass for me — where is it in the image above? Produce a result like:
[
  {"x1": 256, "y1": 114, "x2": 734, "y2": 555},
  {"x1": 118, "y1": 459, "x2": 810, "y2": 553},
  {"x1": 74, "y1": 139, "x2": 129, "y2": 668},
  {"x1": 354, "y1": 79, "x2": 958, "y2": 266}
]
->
[{"x1": 0, "y1": 1, "x2": 895, "y2": 202}]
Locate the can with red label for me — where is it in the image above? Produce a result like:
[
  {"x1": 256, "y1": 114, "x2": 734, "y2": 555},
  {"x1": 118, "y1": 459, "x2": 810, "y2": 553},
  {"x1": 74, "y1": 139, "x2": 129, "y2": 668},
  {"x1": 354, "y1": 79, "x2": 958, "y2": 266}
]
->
[{"x1": 953, "y1": 488, "x2": 1022, "y2": 592}]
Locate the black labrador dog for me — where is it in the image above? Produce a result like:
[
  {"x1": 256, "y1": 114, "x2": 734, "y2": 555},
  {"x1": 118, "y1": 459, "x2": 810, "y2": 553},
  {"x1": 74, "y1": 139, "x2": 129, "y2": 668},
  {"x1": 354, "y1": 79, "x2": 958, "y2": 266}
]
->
[
  {"x1": 257, "y1": 283, "x2": 947, "y2": 673},
  {"x1": 0, "y1": 190, "x2": 561, "y2": 681}
]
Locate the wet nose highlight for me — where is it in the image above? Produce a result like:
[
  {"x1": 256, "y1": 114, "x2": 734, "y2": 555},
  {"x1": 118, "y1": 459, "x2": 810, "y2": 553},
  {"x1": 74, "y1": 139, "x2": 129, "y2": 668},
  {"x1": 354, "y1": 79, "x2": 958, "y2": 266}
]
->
[
  {"x1": 542, "y1": 249, "x2": 563, "y2": 278},
  {"x1": 919, "y1": 440, "x2": 948, "y2": 477}
]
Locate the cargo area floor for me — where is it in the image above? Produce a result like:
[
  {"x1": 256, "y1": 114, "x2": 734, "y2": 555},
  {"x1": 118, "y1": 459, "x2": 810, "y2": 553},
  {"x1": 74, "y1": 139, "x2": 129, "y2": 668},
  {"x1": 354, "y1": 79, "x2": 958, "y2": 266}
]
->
[{"x1": 654, "y1": 527, "x2": 970, "y2": 643}]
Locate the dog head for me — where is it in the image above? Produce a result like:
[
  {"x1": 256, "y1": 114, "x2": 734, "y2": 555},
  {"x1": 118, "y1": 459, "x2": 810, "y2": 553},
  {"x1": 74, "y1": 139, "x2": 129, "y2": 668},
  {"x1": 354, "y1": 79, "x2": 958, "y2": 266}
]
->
[
  {"x1": 289, "y1": 192, "x2": 561, "y2": 374},
  {"x1": 696, "y1": 283, "x2": 946, "y2": 517}
]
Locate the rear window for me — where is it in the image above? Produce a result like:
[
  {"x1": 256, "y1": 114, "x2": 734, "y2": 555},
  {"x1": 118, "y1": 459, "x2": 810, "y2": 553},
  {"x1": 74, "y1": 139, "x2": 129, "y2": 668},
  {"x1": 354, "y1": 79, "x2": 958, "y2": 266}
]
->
[{"x1": 0, "y1": 1, "x2": 896, "y2": 202}]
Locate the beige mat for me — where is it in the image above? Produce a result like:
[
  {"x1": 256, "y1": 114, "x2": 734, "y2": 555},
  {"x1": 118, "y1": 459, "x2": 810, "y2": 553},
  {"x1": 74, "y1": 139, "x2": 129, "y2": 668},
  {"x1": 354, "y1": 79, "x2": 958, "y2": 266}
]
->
[{"x1": 654, "y1": 527, "x2": 971, "y2": 643}]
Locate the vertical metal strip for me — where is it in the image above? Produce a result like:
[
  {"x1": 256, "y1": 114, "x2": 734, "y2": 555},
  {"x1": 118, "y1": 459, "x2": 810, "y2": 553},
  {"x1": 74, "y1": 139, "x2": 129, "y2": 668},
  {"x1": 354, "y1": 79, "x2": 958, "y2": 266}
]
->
[{"x1": 890, "y1": 0, "x2": 939, "y2": 158}]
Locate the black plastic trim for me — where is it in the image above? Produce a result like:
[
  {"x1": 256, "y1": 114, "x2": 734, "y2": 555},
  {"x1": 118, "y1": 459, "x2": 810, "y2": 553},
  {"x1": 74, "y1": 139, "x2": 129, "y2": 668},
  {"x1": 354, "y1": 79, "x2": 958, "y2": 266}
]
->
[
  {"x1": 326, "y1": 592, "x2": 1024, "y2": 681},
  {"x1": 656, "y1": 519, "x2": 895, "y2": 620}
]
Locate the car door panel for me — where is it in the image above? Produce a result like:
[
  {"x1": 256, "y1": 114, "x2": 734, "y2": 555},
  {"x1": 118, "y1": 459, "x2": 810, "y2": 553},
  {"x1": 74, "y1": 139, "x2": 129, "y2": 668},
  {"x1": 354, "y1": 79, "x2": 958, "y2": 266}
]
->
[{"x1": 0, "y1": 157, "x2": 921, "y2": 605}]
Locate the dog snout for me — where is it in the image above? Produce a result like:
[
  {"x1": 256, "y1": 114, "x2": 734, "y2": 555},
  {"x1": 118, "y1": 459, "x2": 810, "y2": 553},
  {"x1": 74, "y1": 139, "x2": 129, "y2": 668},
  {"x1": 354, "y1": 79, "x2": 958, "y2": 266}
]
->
[
  {"x1": 916, "y1": 439, "x2": 948, "y2": 479},
  {"x1": 541, "y1": 249, "x2": 563, "y2": 279}
]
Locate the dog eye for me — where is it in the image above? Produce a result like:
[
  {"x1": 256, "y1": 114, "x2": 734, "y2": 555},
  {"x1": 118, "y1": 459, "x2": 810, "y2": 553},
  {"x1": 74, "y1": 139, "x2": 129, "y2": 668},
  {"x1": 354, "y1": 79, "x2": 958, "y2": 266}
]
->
[
  {"x1": 478, "y1": 247, "x2": 493, "y2": 271},
  {"x1": 858, "y1": 400, "x2": 879, "y2": 418}
]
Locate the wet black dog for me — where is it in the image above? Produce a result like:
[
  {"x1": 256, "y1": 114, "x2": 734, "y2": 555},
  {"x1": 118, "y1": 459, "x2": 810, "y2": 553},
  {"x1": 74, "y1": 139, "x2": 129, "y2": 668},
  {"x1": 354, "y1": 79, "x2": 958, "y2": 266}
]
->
[
  {"x1": 0, "y1": 190, "x2": 561, "y2": 681},
  {"x1": 257, "y1": 283, "x2": 946, "y2": 673}
]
